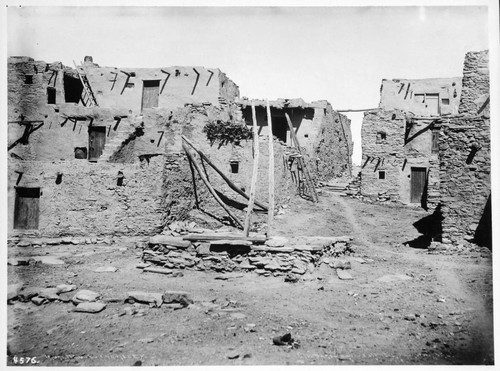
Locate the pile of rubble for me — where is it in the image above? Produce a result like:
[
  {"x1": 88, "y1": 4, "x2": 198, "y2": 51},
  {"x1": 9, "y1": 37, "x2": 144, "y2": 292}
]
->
[{"x1": 140, "y1": 222, "x2": 354, "y2": 278}]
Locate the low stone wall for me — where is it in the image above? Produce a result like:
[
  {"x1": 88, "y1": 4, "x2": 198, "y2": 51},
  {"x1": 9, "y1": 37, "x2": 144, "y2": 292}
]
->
[{"x1": 142, "y1": 233, "x2": 353, "y2": 276}]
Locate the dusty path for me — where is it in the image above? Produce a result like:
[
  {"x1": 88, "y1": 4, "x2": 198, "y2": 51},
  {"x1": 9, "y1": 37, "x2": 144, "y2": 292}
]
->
[{"x1": 7, "y1": 191, "x2": 494, "y2": 366}]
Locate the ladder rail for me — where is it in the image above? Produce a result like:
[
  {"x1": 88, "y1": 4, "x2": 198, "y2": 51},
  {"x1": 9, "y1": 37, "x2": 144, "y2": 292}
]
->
[{"x1": 73, "y1": 60, "x2": 98, "y2": 107}]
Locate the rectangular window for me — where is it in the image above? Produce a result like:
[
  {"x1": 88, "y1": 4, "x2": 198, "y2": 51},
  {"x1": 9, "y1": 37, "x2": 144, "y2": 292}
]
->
[
  {"x1": 376, "y1": 132, "x2": 387, "y2": 144},
  {"x1": 431, "y1": 130, "x2": 439, "y2": 153},
  {"x1": 414, "y1": 94, "x2": 425, "y2": 103},
  {"x1": 441, "y1": 98, "x2": 450, "y2": 105},
  {"x1": 25, "y1": 75, "x2": 33, "y2": 84},
  {"x1": 378, "y1": 171, "x2": 386, "y2": 180},
  {"x1": 47, "y1": 87, "x2": 56, "y2": 104},
  {"x1": 230, "y1": 161, "x2": 239, "y2": 174}
]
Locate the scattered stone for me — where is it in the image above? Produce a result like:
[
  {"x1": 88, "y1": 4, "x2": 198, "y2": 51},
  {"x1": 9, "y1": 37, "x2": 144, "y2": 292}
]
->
[
  {"x1": 46, "y1": 238, "x2": 62, "y2": 245},
  {"x1": 273, "y1": 333, "x2": 294, "y2": 346},
  {"x1": 56, "y1": 284, "x2": 77, "y2": 294},
  {"x1": 32, "y1": 256, "x2": 65, "y2": 265},
  {"x1": 338, "y1": 354, "x2": 352, "y2": 361},
  {"x1": 72, "y1": 290, "x2": 101, "y2": 304},
  {"x1": 18, "y1": 287, "x2": 41, "y2": 302},
  {"x1": 230, "y1": 312, "x2": 247, "y2": 320},
  {"x1": 136, "y1": 262, "x2": 151, "y2": 269},
  {"x1": 7, "y1": 258, "x2": 31, "y2": 266},
  {"x1": 244, "y1": 323, "x2": 256, "y2": 332},
  {"x1": 265, "y1": 236, "x2": 288, "y2": 247},
  {"x1": 215, "y1": 273, "x2": 244, "y2": 280},
  {"x1": 336, "y1": 269, "x2": 354, "y2": 280},
  {"x1": 38, "y1": 287, "x2": 60, "y2": 300},
  {"x1": 32, "y1": 296, "x2": 48, "y2": 306},
  {"x1": 437, "y1": 298, "x2": 446, "y2": 303},
  {"x1": 404, "y1": 314, "x2": 416, "y2": 321},
  {"x1": 329, "y1": 259, "x2": 351, "y2": 270},
  {"x1": 284, "y1": 273, "x2": 299, "y2": 283},
  {"x1": 73, "y1": 302, "x2": 106, "y2": 313},
  {"x1": 162, "y1": 291, "x2": 193, "y2": 306},
  {"x1": 227, "y1": 350, "x2": 240, "y2": 359},
  {"x1": 171, "y1": 271, "x2": 184, "y2": 277},
  {"x1": 139, "y1": 337, "x2": 155, "y2": 344},
  {"x1": 133, "y1": 360, "x2": 142, "y2": 366},
  {"x1": 7, "y1": 284, "x2": 23, "y2": 302},
  {"x1": 127, "y1": 291, "x2": 163, "y2": 308},
  {"x1": 163, "y1": 303, "x2": 185, "y2": 310},
  {"x1": 94, "y1": 266, "x2": 118, "y2": 273}
]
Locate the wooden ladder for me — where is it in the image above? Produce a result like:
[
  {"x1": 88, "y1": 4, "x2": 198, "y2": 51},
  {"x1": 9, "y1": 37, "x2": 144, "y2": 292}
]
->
[{"x1": 73, "y1": 61, "x2": 98, "y2": 107}]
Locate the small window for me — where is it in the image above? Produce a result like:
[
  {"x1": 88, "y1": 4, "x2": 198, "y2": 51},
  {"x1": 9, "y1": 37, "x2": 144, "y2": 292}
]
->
[
  {"x1": 125, "y1": 82, "x2": 135, "y2": 88},
  {"x1": 47, "y1": 87, "x2": 56, "y2": 104},
  {"x1": 25, "y1": 75, "x2": 33, "y2": 84},
  {"x1": 175, "y1": 69, "x2": 180, "y2": 77},
  {"x1": 74, "y1": 147, "x2": 87, "y2": 159},
  {"x1": 378, "y1": 171, "x2": 386, "y2": 180},
  {"x1": 230, "y1": 161, "x2": 239, "y2": 174},
  {"x1": 414, "y1": 94, "x2": 425, "y2": 103},
  {"x1": 441, "y1": 98, "x2": 450, "y2": 105},
  {"x1": 431, "y1": 130, "x2": 439, "y2": 153},
  {"x1": 376, "y1": 132, "x2": 387, "y2": 143}
]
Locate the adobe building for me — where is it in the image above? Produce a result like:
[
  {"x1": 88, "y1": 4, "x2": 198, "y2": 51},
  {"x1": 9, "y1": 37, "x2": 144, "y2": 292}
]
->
[
  {"x1": 437, "y1": 50, "x2": 490, "y2": 247},
  {"x1": 360, "y1": 77, "x2": 462, "y2": 207},
  {"x1": 7, "y1": 56, "x2": 352, "y2": 238}
]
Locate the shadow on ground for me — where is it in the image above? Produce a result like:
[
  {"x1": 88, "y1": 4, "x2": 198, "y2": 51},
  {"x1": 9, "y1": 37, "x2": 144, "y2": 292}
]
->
[{"x1": 404, "y1": 205, "x2": 443, "y2": 249}]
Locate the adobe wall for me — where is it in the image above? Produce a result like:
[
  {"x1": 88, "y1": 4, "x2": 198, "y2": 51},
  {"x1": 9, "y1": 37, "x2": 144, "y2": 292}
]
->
[
  {"x1": 360, "y1": 109, "x2": 439, "y2": 206},
  {"x1": 379, "y1": 77, "x2": 461, "y2": 116},
  {"x1": 82, "y1": 61, "x2": 239, "y2": 111}
]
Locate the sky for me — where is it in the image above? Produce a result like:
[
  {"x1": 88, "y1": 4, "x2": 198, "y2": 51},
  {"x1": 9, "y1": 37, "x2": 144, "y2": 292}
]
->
[{"x1": 4, "y1": 3, "x2": 493, "y2": 164}]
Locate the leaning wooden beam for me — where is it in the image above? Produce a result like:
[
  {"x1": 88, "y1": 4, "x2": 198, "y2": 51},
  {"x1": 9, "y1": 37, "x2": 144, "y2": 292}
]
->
[
  {"x1": 244, "y1": 101, "x2": 260, "y2": 237},
  {"x1": 182, "y1": 143, "x2": 244, "y2": 229},
  {"x1": 285, "y1": 113, "x2": 318, "y2": 202},
  {"x1": 183, "y1": 233, "x2": 267, "y2": 243},
  {"x1": 181, "y1": 135, "x2": 268, "y2": 211},
  {"x1": 266, "y1": 100, "x2": 275, "y2": 237}
]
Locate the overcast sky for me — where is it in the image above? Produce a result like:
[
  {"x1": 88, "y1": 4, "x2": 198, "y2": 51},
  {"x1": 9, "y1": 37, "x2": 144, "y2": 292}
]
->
[{"x1": 5, "y1": 3, "x2": 492, "y2": 164}]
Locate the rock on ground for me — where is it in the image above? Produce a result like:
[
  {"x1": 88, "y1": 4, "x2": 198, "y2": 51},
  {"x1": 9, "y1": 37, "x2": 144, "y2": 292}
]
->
[{"x1": 73, "y1": 302, "x2": 107, "y2": 313}]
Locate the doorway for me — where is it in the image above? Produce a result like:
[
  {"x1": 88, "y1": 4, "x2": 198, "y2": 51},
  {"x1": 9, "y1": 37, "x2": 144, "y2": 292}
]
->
[
  {"x1": 88, "y1": 126, "x2": 106, "y2": 162},
  {"x1": 141, "y1": 80, "x2": 160, "y2": 110},
  {"x1": 411, "y1": 167, "x2": 427, "y2": 204},
  {"x1": 271, "y1": 116, "x2": 288, "y2": 143},
  {"x1": 14, "y1": 187, "x2": 40, "y2": 229}
]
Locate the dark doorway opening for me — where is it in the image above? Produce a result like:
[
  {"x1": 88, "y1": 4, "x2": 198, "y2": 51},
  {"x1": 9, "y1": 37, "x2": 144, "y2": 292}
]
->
[
  {"x1": 88, "y1": 126, "x2": 106, "y2": 162},
  {"x1": 14, "y1": 187, "x2": 40, "y2": 230},
  {"x1": 47, "y1": 87, "x2": 56, "y2": 104},
  {"x1": 271, "y1": 116, "x2": 288, "y2": 143},
  {"x1": 64, "y1": 73, "x2": 84, "y2": 103}
]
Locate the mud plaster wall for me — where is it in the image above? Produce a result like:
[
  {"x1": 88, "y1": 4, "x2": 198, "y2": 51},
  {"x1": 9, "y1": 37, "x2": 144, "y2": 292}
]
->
[
  {"x1": 379, "y1": 78, "x2": 461, "y2": 116},
  {"x1": 83, "y1": 62, "x2": 239, "y2": 112},
  {"x1": 438, "y1": 119, "x2": 490, "y2": 245},
  {"x1": 361, "y1": 109, "x2": 439, "y2": 206},
  {"x1": 8, "y1": 156, "x2": 165, "y2": 237},
  {"x1": 160, "y1": 104, "x2": 296, "y2": 225}
]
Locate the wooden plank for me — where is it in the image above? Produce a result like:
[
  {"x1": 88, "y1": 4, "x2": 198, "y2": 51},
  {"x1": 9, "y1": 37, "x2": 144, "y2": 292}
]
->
[
  {"x1": 284, "y1": 113, "x2": 318, "y2": 202},
  {"x1": 183, "y1": 233, "x2": 267, "y2": 243},
  {"x1": 181, "y1": 135, "x2": 267, "y2": 211},
  {"x1": 266, "y1": 100, "x2": 275, "y2": 237},
  {"x1": 182, "y1": 144, "x2": 244, "y2": 229},
  {"x1": 244, "y1": 101, "x2": 260, "y2": 236}
]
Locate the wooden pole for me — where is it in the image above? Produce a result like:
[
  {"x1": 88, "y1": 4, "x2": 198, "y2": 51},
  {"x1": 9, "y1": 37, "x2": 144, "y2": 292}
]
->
[
  {"x1": 266, "y1": 100, "x2": 275, "y2": 237},
  {"x1": 182, "y1": 144, "x2": 244, "y2": 229},
  {"x1": 243, "y1": 102, "x2": 260, "y2": 237},
  {"x1": 285, "y1": 113, "x2": 318, "y2": 202},
  {"x1": 181, "y1": 135, "x2": 268, "y2": 211}
]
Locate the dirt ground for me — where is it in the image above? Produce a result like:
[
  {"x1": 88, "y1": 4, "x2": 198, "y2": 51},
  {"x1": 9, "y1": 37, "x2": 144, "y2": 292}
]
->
[{"x1": 6, "y1": 190, "x2": 494, "y2": 366}]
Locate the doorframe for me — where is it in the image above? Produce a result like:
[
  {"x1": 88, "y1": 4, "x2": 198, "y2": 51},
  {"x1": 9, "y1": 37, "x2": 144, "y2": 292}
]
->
[
  {"x1": 141, "y1": 79, "x2": 161, "y2": 111},
  {"x1": 13, "y1": 186, "x2": 41, "y2": 230}
]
